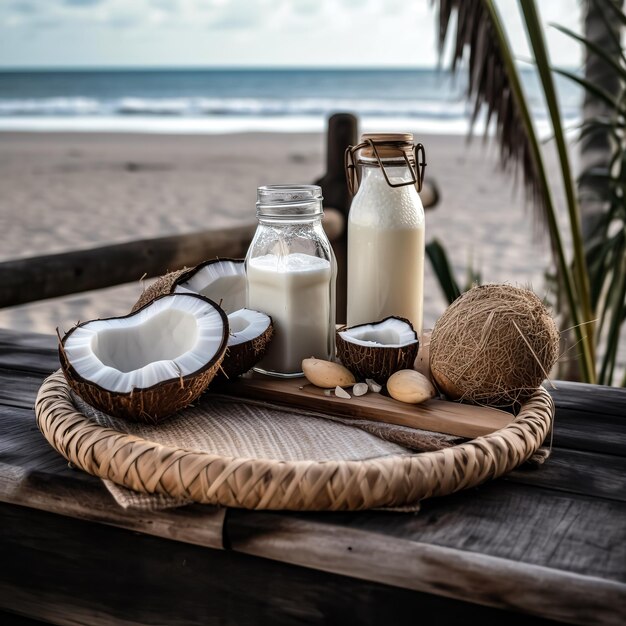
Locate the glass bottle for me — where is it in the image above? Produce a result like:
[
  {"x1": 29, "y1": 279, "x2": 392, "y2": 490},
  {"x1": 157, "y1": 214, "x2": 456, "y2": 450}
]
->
[
  {"x1": 345, "y1": 133, "x2": 426, "y2": 333},
  {"x1": 246, "y1": 185, "x2": 337, "y2": 378}
]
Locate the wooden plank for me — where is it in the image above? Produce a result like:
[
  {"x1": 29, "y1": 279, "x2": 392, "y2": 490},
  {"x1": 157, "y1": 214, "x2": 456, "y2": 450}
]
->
[
  {"x1": 0, "y1": 329, "x2": 58, "y2": 374},
  {"x1": 226, "y1": 491, "x2": 626, "y2": 626},
  {"x1": 506, "y1": 447, "x2": 626, "y2": 502},
  {"x1": 0, "y1": 462, "x2": 226, "y2": 551},
  {"x1": 0, "y1": 404, "x2": 79, "y2": 479},
  {"x1": 0, "y1": 367, "x2": 47, "y2": 410},
  {"x1": 0, "y1": 328, "x2": 56, "y2": 351},
  {"x1": 0, "y1": 404, "x2": 225, "y2": 550},
  {"x1": 0, "y1": 502, "x2": 563, "y2": 626},
  {"x1": 549, "y1": 380, "x2": 626, "y2": 418},
  {"x1": 552, "y1": 408, "x2": 626, "y2": 457},
  {"x1": 0, "y1": 224, "x2": 257, "y2": 308},
  {"x1": 224, "y1": 376, "x2": 514, "y2": 438},
  {"x1": 228, "y1": 481, "x2": 626, "y2": 584}
]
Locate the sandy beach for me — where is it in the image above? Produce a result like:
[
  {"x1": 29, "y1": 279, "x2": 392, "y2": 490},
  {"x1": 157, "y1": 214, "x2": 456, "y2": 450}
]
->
[{"x1": 0, "y1": 129, "x2": 558, "y2": 335}]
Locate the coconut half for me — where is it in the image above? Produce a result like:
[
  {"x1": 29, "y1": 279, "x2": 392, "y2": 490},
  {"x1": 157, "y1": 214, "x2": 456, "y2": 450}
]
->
[
  {"x1": 174, "y1": 258, "x2": 246, "y2": 315},
  {"x1": 60, "y1": 293, "x2": 229, "y2": 423},
  {"x1": 132, "y1": 258, "x2": 245, "y2": 314},
  {"x1": 218, "y1": 308, "x2": 273, "y2": 380},
  {"x1": 336, "y1": 316, "x2": 419, "y2": 383}
]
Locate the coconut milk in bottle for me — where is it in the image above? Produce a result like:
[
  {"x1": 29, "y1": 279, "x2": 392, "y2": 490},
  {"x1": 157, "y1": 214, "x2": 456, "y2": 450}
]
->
[
  {"x1": 345, "y1": 133, "x2": 426, "y2": 333},
  {"x1": 246, "y1": 185, "x2": 336, "y2": 378},
  {"x1": 247, "y1": 253, "x2": 332, "y2": 374}
]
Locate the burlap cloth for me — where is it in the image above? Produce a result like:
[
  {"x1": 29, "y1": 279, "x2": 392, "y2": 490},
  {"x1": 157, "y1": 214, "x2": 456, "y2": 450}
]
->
[{"x1": 71, "y1": 391, "x2": 464, "y2": 511}]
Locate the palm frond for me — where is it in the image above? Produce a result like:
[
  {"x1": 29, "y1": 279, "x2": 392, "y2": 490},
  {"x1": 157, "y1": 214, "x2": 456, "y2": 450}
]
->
[
  {"x1": 552, "y1": 67, "x2": 625, "y2": 113},
  {"x1": 550, "y1": 23, "x2": 626, "y2": 84},
  {"x1": 435, "y1": 0, "x2": 547, "y2": 226},
  {"x1": 434, "y1": 0, "x2": 597, "y2": 382}
]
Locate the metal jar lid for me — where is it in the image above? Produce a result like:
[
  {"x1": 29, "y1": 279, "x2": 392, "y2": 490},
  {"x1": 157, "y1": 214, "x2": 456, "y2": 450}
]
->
[
  {"x1": 345, "y1": 133, "x2": 426, "y2": 194},
  {"x1": 256, "y1": 184, "x2": 323, "y2": 218}
]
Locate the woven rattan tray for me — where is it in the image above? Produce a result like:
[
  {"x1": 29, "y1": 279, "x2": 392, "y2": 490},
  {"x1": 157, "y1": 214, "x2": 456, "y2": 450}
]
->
[{"x1": 35, "y1": 369, "x2": 554, "y2": 511}]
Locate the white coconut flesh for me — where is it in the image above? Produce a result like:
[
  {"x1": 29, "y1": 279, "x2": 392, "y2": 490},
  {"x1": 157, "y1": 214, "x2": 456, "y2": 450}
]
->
[
  {"x1": 63, "y1": 295, "x2": 227, "y2": 393},
  {"x1": 339, "y1": 317, "x2": 417, "y2": 348},
  {"x1": 175, "y1": 260, "x2": 245, "y2": 315},
  {"x1": 227, "y1": 308, "x2": 271, "y2": 346}
]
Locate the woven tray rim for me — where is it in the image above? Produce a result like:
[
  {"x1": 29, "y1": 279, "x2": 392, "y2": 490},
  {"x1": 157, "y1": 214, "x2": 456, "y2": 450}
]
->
[{"x1": 35, "y1": 369, "x2": 554, "y2": 511}]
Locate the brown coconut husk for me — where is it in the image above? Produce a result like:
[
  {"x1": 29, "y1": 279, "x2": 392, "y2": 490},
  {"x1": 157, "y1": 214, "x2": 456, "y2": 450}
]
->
[
  {"x1": 335, "y1": 317, "x2": 419, "y2": 384},
  {"x1": 429, "y1": 284, "x2": 560, "y2": 408},
  {"x1": 217, "y1": 321, "x2": 274, "y2": 381},
  {"x1": 131, "y1": 268, "x2": 189, "y2": 313}
]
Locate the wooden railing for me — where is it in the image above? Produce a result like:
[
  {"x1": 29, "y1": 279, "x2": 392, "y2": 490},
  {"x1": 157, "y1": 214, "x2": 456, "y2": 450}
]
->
[{"x1": 0, "y1": 224, "x2": 257, "y2": 309}]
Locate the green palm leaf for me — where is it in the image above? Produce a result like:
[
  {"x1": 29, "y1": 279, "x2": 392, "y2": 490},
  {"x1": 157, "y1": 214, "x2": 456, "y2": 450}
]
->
[{"x1": 434, "y1": 0, "x2": 596, "y2": 382}]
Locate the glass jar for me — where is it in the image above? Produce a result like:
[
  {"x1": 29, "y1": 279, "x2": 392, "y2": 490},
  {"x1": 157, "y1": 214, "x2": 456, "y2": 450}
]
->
[
  {"x1": 345, "y1": 133, "x2": 426, "y2": 333},
  {"x1": 246, "y1": 185, "x2": 337, "y2": 378}
]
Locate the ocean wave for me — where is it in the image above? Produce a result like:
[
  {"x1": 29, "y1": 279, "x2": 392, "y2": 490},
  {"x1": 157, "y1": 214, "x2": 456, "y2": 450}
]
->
[
  {"x1": 0, "y1": 95, "x2": 579, "y2": 121},
  {"x1": 0, "y1": 114, "x2": 573, "y2": 138}
]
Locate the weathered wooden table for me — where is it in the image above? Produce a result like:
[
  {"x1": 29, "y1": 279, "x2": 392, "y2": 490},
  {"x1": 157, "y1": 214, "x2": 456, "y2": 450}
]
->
[{"x1": 1, "y1": 328, "x2": 625, "y2": 626}]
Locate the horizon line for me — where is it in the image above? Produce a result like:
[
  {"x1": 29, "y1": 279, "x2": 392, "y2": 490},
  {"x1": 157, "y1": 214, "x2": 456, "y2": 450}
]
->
[
  {"x1": 0, "y1": 65, "x2": 438, "y2": 72},
  {"x1": 0, "y1": 64, "x2": 565, "y2": 73}
]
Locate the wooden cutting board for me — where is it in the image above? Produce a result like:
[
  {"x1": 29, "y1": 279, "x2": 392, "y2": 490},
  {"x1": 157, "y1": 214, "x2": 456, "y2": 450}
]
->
[{"x1": 221, "y1": 375, "x2": 513, "y2": 439}]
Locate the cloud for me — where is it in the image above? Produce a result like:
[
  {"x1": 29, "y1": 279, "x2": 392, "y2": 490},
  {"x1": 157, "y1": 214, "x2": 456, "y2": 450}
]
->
[
  {"x1": 208, "y1": 1, "x2": 266, "y2": 30},
  {"x1": 108, "y1": 13, "x2": 142, "y2": 28},
  {"x1": 291, "y1": 0, "x2": 319, "y2": 16},
  {"x1": 150, "y1": 0, "x2": 179, "y2": 12},
  {"x1": 64, "y1": 0, "x2": 105, "y2": 6},
  {"x1": 9, "y1": 1, "x2": 40, "y2": 14}
]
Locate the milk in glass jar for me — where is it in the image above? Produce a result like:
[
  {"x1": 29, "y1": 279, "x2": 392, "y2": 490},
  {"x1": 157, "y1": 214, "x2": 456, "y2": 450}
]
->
[
  {"x1": 345, "y1": 133, "x2": 426, "y2": 333},
  {"x1": 246, "y1": 185, "x2": 337, "y2": 377}
]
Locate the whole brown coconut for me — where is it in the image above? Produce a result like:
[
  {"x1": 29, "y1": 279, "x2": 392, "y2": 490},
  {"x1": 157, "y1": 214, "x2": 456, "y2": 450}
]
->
[{"x1": 429, "y1": 284, "x2": 560, "y2": 407}]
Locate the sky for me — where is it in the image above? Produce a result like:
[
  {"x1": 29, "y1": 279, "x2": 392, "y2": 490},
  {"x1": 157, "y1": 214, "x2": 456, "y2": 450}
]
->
[{"x1": 0, "y1": 0, "x2": 583, "y2": 69}]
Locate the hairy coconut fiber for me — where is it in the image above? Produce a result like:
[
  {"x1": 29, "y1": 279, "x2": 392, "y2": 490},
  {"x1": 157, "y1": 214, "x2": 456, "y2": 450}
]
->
[
  {"x1": 131, "y1": 268, "x2": 189, "y2": 313},
  {"x1": 218, "y1": 322, "x2": 274, "y2": 381},
  {"x1": 430, "y1": 284, "x2": 560, "y2": 407}
]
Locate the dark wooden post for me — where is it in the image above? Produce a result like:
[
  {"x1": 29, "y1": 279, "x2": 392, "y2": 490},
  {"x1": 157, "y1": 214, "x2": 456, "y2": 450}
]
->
[{"x1": 316, "y1": 113, "x2": 358, "y2": 324}]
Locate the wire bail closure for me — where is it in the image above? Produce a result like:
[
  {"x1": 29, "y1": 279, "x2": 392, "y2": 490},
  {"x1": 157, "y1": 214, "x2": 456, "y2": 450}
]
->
[{"x1": 345, "y1": 139, "x2": 426, "y2": 196}]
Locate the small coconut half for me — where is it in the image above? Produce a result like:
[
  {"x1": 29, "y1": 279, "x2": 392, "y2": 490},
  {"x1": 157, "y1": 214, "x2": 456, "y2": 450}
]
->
[
  {"x1": 60, "y1": 293, "x2": 229, "y2": 423},
  {"x1": 336, "y1": 316, "x2": 419, "y2": 383},
  {"x1": 132, "y1": 258, "x2": 245, "y2": 314},
  {"x1": 218, "y1": 308, "x2": 273, "y2": 380},
  {"x1": 174, "y1": 258, "x2": 245, "y2": 315}
]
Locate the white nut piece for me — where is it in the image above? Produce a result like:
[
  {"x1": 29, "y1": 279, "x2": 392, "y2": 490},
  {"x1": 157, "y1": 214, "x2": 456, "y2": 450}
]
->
[
  {"x1": 414, "y1": 329, "x2": 433, "y2": 381},
  {"x1": 387, "y1": 369, "x2": 436, "y2": 405},
  {"x1": 302, "y1": 357, "x2": 356, "y2": 389},
  {"x1": 335, "y1": 385, "x2": 351, "y2": 399},
  {"x1": 352, "y1": 382, "x2": 368, "y2": 397},
  {"x1": 365, "y1": 378, "x2": 382, "y2": 393}
]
